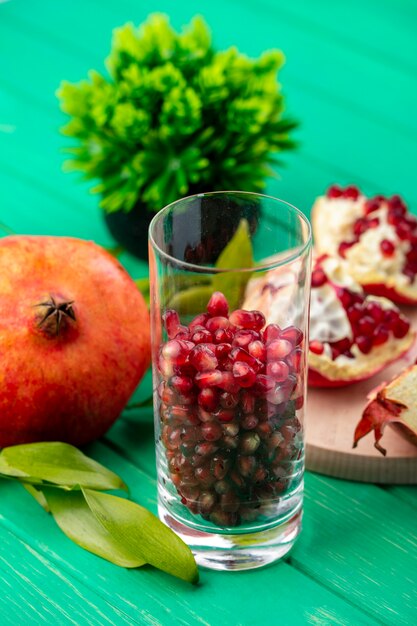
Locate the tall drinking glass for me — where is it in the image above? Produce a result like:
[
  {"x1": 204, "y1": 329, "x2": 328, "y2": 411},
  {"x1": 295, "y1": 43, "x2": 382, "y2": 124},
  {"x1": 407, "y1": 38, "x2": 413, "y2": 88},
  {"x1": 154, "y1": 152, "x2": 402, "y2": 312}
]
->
[{"x1": 149, "y1": 192, "x2": 312, "y2": 570}]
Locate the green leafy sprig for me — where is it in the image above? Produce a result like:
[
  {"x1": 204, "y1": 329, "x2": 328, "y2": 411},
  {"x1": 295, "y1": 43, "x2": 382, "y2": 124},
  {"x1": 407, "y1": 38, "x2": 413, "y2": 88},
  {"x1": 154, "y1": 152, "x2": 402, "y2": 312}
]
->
[
  {"x1": 58, "y1": 13, "x2": 297, "y2": 215},
  {"x1": 0, "y1": 442, "x2": 198, "y2": 584}
]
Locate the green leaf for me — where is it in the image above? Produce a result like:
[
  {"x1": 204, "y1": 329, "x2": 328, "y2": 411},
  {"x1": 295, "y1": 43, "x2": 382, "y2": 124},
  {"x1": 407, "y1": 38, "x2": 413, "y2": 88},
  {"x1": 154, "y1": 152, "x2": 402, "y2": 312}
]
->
[
  {"x1": 0, "y1": 443, "x2": 126, "y2": 491},
  {"x1": 83, "y1": 488, "x2": 199, "y2": 584},
  {"x1": 168, "y1": 285, "x2": 214, "y2": 316},
  {"x1": 23, "y1": 483, "x2": 50, "y2": 512},
  {"x1": 43, "y1": 488, "x2": 145, "y2": 568},
  {"x1": 212, "y1": 218, "x2": 254, "y2": 309}
]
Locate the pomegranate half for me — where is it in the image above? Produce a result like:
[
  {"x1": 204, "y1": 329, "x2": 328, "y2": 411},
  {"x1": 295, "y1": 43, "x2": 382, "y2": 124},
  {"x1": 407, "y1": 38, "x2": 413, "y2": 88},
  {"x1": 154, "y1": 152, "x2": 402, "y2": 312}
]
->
[
  {"x1": 312, "y1": 185, "x2": 417, "y2": 304},
  {"x1": 244, "y1": 256, "x2": 415, "y2": 387},
  {"x1": 0, "y1": 236, "x2": 151, "y2": 446}
]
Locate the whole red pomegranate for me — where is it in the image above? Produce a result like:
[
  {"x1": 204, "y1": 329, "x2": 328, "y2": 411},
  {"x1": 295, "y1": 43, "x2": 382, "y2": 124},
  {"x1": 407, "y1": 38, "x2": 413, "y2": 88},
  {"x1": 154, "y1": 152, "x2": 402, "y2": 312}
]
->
[{"x1": 0, "y1": 236, "x2": 151, "y2": 446}]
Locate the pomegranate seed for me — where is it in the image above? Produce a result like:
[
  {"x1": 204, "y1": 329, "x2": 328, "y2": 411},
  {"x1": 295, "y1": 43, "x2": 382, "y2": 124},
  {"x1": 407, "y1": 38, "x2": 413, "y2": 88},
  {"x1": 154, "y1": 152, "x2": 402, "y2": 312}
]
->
[
  {"x1": 396, "y1": 222, "x2": 412, "y2": 240},
  {"x1": 201, "y1": 422, "x2": 223, "y2": 442},
  {"x1": 212, "y1": 455, "x2": 231, "y2": 479},
  {"x1": 219, "y1": 391, "x2": 239, "y2": 409},
  {"x1": 222, "y1": 422, "x2": 239, "y2": 437},
  {"x1": 287, "y1": 348, "x2": 302, "y2": 372},
  {"x1": 347, "y1": 303, "x2": 363, "y2": 324},
  {"x1": 216, "y1": 408, "x2": 235, "y2": 423},
  {"x1": 266, "y1": 379, "x2": 295, "y2": 405},
  {"x1": 266, "y1": 360, "x2": 289, "y2": 382},
  {"x1": 233, "y1": 329, "x2": 260, "y2": 347},
  {"x1": 170, "y1": 375, "x2": 194, "y2": 395},
  {"x1": 248, "y1": 340, "x2": 266, "y2": 361},
  {"x1": 206, "y1": 316, "x2": 230, "y2": 332},
  {"x1": 387, "y1": 209, "x2": 405, "y2": 226},
  {"x1": 311, "y1": 268, "x2": 327, "y2": 288},
  {"x1": 364, "y1": 198, "x2": 381, "y2": 214},
  {"x1": 241, "y1": 391, "x2": 256, "y2": 414},
  {"x1": 189, "y1": 344, "x2": 218, "y2": 371},
  {"x1": 380, "y1": 239, "x2": 395, "y2": 257},
  {"x1": 215, "y1": 343, "x2": 232, "y2": 364},
  {"x1": 189, "y1": 313, "x2": 210, "y2": 330},
  {"x1": 372, "y1": 325, "x2": 390, "y2": 346},
  {"x1": 393, "y1": 316, "x2": 410, "y2": 338},
  {"x1": 331, "y1": 337, "x2": 352, "y2": 353},
  {"x1": 219, "y1": 492, "x2": 240, "y2": 513},
  {"x1": 356, "y1": 335, "x2": 372, "y2": 354},
  {"x1": 198, "y1": 388, "x2": 219, "y2": 411},
  {"x1": 366, "y1": 302, "x2": 384, "y2": 324},
  {"x1": 384, "y1": 309, "x2": 400, "y2": 329},
  {"x1": 309, "y1": 340, "x2": 324, "y2": 355},
  {"x1": 280, "y1": 326, "x2": 303, "y2": 346},
  {"x1": 210, "y1": 509, "x2": 238, "y2": 527},
  {"x1": 237, "y1": 455, "x2": 256, "y2": 477},
  {"x1": 327, "y1": 184, "x2": 343, "y2": 198},
  {"x1": 388, "y1": 195, "x2": 406, "y2": 211},
  {"x1": 367, "y1": 217, "x2": 380, "y2": 229},
  {"x1": 198, "y1": 491, "x2": 216, "y2": 513},
  {"x1": 344, "y1": 185, "x2": 360, "y2": 199},
  {"x1": 207, "y1": 291, "x2": 229, "y2": 317},
  {"x1": 232, "y1": 361, "x2": 257, "y2": 387},
  {"x1": 358, "y1": 315, "x2": 376, "y2": 336},
  {"x1": 241, "y1": 414, "x2": 259, "y2": 430},
  {"x1": 214, "y1": 479, "x2": 230, "y2": 495},
  {"x1": 295, "y1": 395, "x2": 304, "y2": 410},
  {"x1": 158, "y1": 382, "x2": 176, "y2": 404},
  {"x1": 222, "y1": 435, "x2": 239, "y2": 450},
  {"x1": 195, "y1": 370, "x2": 223, "y2": 388},
  {"x1": 213, "y1": 328, "x2": 233, "y2": 344},
  {"x1": 230, "y1": 346, "x2": 258, "y2": 367},
  {"x1": 161, "y1": 340, "x2": 194, "y2": 366},
  {"x1": 217, "y1": 371, "x2": 240, "y2": 392},
  {"x1": 353, "y1": 218, "x2": 368, "y2": 237},
  {"x1": 191, "y1": 329, "x2": 213, "y2": 344},
  {"x1": 195, "y1": 442, "x2": 218, "y2": 457},
  {"x1": 335, "y1": 288, "x2": 354, "y2": 309},
  {"x1": 253, "y1": 374, "x2": 276, "y2": 396},
  {"x1": 229, "y1": 309, "x2": 265, "y2": 331},
  {"x1": 195, "y1": 465, "x2": 216, "y2": 487},
  {"x1": 239, "y1": 432, "x2": 261, "y2": 455},
  {"x1": 267, "y1": 339, "x2": 293, "y2": 359},
  {"x1": 338, "y1": 240, "x2": 355, "y2": 258},
  {"x1": 262, "y1": 324, "x2": 281, "y2": 343},
  {"x1": 162, "y1": 309, "x2": 180, "y2": 338}
]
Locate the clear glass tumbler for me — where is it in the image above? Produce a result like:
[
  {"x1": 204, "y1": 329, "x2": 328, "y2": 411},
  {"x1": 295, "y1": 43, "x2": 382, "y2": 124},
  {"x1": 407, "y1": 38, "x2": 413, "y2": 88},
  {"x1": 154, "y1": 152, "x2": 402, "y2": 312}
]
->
[{"x1": 149, "y1": 192, "x2": 312, "y2": 570}]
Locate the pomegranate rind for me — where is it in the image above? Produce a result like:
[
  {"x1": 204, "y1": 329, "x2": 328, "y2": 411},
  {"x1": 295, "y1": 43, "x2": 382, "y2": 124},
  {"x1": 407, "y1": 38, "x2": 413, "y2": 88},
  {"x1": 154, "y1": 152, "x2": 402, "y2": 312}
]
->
[
  {"x1": 360, "y1": 281, "x2": 417, "y2": 305},
  {"x1": 308, "y1": 332, "x2": 414, "y2": 387},
  {"x1": 0, "y1": 235, "x2": 151, "y2": 446},
  {"x1": 353, "y1": 364, "x2": 417, "y2": 455}
]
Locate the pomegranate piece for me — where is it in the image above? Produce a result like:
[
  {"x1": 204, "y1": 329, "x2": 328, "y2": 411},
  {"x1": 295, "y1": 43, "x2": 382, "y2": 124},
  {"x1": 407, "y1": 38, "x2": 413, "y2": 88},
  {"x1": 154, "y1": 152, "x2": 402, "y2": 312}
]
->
[
  {"x1": 267, "y1": 339, "x2": 293, "y2": 360},
  {"x1": 353, "y1": 364, "x2": 417, "y2": 455},
  {"x1": 312, "y1": 185, "x2": 417, "y2": 304},
  {"x1": 198, "y1": 388, "x2": 219, "y2": 411}
]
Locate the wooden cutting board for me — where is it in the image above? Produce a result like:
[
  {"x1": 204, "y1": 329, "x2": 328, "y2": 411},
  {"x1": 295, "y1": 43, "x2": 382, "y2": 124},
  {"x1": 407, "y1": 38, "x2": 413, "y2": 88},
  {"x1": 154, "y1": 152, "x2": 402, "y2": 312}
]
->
[{"x1": 305, "y1": 308, "x2": 417, "y2": 484}]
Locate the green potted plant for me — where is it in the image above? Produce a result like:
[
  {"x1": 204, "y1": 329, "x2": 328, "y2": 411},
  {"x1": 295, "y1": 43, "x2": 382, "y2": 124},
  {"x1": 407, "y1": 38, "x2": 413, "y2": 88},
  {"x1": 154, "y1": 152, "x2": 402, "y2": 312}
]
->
[{"x1": 58, "y1": 14, "x2": 297, "y2": 259}]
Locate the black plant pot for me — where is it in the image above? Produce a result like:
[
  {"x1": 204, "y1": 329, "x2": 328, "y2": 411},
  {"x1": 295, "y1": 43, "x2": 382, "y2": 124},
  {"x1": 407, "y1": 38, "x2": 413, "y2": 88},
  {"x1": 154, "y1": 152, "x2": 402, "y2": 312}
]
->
[
  {"x1": 103, "y1": 204, "x2": 153, "y2": 260},
  {"x1": 103, "y1": 193, "x2": 260, "y2": 263}
]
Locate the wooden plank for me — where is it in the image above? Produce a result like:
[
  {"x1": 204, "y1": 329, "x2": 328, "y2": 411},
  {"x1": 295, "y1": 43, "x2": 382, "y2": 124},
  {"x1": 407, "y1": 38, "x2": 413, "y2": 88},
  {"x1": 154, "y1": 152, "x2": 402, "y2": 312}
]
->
[
  {"x1": 291, "y1": 472, "x2": 417, "y2": 625},
  {"x1": 0, "y1": 522, "x2": 135, "y2": 626},
  {"x1": 0, "y1": 447, "x2": 377, "y2": 626},
  {"x1": 3, "y1": 0, "x2": 417, "y2": 139},
  {"x1": 385, "y1": 486, "x2": 417, "y2": 509},
  {"x1": 255, "y1": 0, "x2": 417, "y2": 75}
]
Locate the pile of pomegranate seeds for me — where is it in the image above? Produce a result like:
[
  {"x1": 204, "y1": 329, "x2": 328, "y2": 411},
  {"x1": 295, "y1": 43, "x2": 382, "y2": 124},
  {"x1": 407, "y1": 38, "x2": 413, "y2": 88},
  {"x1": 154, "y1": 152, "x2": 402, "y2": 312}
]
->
[
  {"x1": 309, "y1": 264, "x2": 411, "y2": 359},
  {"x1": 157, "y1": 292, "x2": 304, "y2": 527}
]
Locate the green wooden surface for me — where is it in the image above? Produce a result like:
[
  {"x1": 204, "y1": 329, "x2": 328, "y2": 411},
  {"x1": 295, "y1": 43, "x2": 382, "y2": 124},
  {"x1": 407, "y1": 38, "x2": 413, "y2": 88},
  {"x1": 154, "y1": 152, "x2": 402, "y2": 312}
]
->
[{"x1": 1, "y1": 0, "x2": 416, "y2": 624}]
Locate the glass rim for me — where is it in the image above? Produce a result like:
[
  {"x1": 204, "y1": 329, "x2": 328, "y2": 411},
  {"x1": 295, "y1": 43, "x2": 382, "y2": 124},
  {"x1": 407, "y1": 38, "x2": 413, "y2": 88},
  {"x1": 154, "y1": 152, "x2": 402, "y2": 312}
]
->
[{"x1": 148, "y1": 190, "x2": 312, "y2": 273}]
